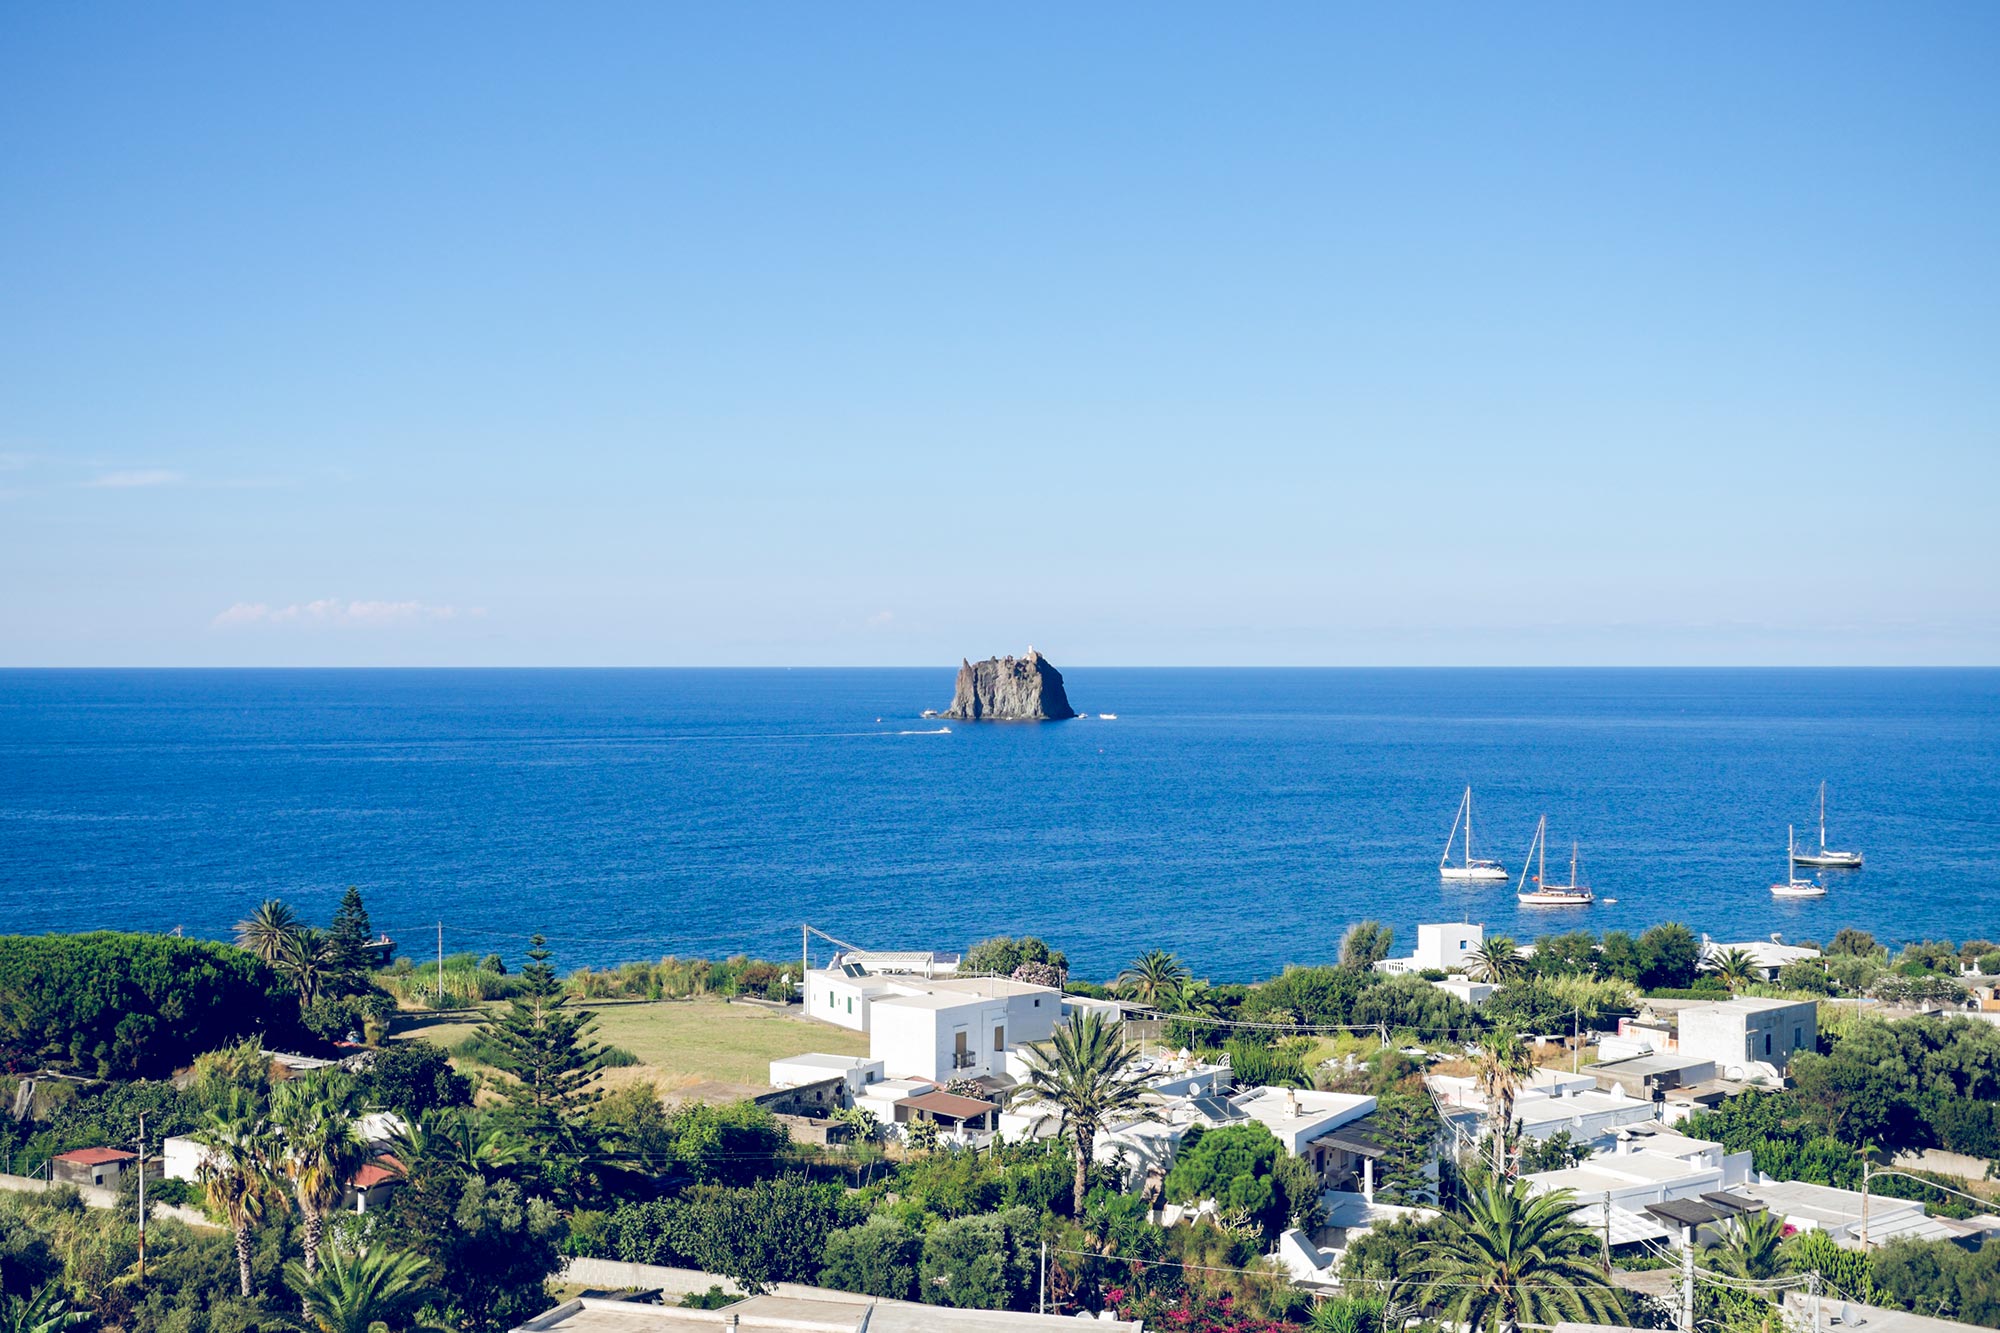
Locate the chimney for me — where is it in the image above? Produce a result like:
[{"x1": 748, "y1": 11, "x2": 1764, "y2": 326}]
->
[{"x1": 1284, "y1": 1088, "x2": 1299, "y2": 1119}]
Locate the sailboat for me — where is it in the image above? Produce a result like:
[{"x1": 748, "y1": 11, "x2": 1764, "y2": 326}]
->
[
  {"x1": 1439, "y1": 787, "x2": 1509, "y2": 882},
  {"x1": 1791, "y1": 782, "x2": 1862, "y2": 868},
  {"x1": 1516, "y1": 816, "x2": 1595, "y2": 906},
  {"x1": 1772, "y1": 825, "x2": 1828, "y2": 898}
]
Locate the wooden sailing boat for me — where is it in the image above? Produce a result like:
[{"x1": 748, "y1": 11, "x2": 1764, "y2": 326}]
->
[
  {"x1": 1440, "y1": 787, "x2": 1509, "y2": 882},
  {"x1": 1791, "y1": 782, "x2": 1862, "y2": 869},
  {"x1": 1516, "y1": 816, "x2": 1594, "y2": 906}
]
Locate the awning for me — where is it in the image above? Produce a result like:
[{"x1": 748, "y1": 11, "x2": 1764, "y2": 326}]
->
[
  {"x1": 1646, "y1": 1197, "x2": 1750, "y2": 1229},
  {"x1": 901, "y1": 1090, "x2": 997, "y2": 1122},
  {"x1": 1317, "y1": 1115, "x2": 1386, "y2": 1157}
]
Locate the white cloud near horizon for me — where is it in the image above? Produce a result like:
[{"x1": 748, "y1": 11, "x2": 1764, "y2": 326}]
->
[
  {"x1": 86, "y1": 469, "x2": 183, "y2": 488},
  {"x1": 211, "y1": 600, "x2": 477, "y2": 629}
]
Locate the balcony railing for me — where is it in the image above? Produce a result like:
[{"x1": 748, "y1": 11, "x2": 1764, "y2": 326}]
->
[{"x1": 951, "y1": 1052, "x2": 977, "y2": 1070}]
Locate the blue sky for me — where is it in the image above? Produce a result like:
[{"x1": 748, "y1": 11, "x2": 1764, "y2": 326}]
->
[{"x1": 2, "y1": 5, "x2": 1996, "y2": 666}]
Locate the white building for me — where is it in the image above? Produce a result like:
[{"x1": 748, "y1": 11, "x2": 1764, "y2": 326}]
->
[
  {"x1": 1524, "y1": 1126, "x2": 1751, "y2": 1217},
  {"x1": 1431, "y1": 1067, "x2": 1660, "y2": 1149},
  {"x1": 1720, "y1": 1179, "x2": 1962, "y2": 1248},
  {"x1": 1379, "y1": 922, "x2": 1486, "y2": 976},
  {"x1": 869, "y1": 978, "x2": 1060, "y2": 1083},
  {"x1": 1431, "y1": 977, "x2": 1496, "y2": 1006},
  {"x1": 768, "y1": 1053, "x2": 885, "y2": 1103},
  {"x1": 514, "y1": 1285, "x2": 1140, "y2": 1332},
  {"x1": 162, "y1": 1135, "x2": 219, "y2": 1183},
  {"x1": 805, "y1": 956, "x2": 1063, "y2": 1084},
  {"x1": 1701, "y1": 936, "x2": 1821, "y2": 982},
  {"x1": 1676, "y1": 997, "x2": 1817, "y2": 1079},
  {"x1": 852, "y1": 1077, "x2": 938, "y2": 1130}
]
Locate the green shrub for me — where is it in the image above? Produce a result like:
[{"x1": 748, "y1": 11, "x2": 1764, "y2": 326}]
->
[
  {"x1": 0, "y1": 932, "x2": 304, "y2": 1078},
  {"x1": 819, "y1": 1215, "x2": 921, "y2": 1300}
]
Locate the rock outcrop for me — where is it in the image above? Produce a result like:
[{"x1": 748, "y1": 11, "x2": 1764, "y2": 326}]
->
[{"x1": 941, "y1": 649, "x2": 1077, "y2": 721}]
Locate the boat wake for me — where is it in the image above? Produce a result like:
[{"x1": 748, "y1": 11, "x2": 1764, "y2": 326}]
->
[{"x1": 898, "y1": 727, "x2": 952, "y2": 736}]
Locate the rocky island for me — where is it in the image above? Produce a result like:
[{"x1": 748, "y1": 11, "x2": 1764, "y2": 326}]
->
[{"x1": 940, "y1": 648, "x2": 1077, "y2": 721}]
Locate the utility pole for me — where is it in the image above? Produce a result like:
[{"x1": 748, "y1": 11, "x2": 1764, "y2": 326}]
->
[
  {"x1": 1680, "y1": 1232, "x2": 1696, "y2": 1333},
  {"x1": 436, "y1": 921, "x2": 444, "y2": 1007},
  {"x1": 1860, "y1": 1160, "x2": 1870, "y2": 1249},
  {"x1": 1810, "y1": 1269, "x2": 1822, "y2": 1333},
  {"x1": 1039, "y1": 1240, "x2": 1047, "y2": 1314},
  {"x1": 1573, "y1": 1007, "x2": 1582, "y2": 1073},
  {"x1": 1601, "y1": 1189, "x2": 1612, "y2": 1270},
  {"x1": 802, "y1": 924, "x2": 810, "y2": 1003},
  {"x1": 136, "y1": 1112, "x2": 146, "y2": 1284}
]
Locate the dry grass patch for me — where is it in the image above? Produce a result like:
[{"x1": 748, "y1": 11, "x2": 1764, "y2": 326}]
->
[{"x1": 391, "y1": 998, "x2": 869, "y2": 1092}]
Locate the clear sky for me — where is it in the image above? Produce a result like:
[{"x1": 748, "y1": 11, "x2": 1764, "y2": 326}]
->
[{"x1": 3, "y1": 5, "x2": 1996, "y2": 667}]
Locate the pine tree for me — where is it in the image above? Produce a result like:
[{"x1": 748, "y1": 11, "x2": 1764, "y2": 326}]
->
[
  {"x1": 329, "y1": 885, "x2": 374, "y2": 977},
  {"x1": 480, "y1": 935, "x2": 606, "y2": 1182}
]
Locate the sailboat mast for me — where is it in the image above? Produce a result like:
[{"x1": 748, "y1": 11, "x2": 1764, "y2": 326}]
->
[
  {"x1": 1570, "y1": 841, "x2": 1578, "y2": 888},
  {"x1": 1465, "y1": 787, "x2": 1474, "y2": 865},
  {"x1": 1820, "y1": 782, "x2": 1828, "y2": 852}
]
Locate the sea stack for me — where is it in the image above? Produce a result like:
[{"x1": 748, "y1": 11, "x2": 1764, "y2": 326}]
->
[{"x1": 941, "y1": 648, "x2": 1077, "y2": 721}]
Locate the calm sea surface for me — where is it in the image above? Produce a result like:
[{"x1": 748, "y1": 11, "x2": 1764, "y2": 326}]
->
[{"x1": 2, "y1": 669, "x2": 1997, "y2": 980}]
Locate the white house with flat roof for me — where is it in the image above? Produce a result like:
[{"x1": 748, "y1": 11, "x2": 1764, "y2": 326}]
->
[
  {"x1": 1701, "y1": 937, "x2": 1821, "y2": 981},
  {"x1": 1720, "y1": 1179, "x2": 1954, "y2": 1248},
  {"x1": 1431, "y1": 1067, "x2": 1661, "y2": 1148},
  {"x1": 1524, "y1": 1126, "x2": 1750, "y2": 1213},
  {"x1": 1676, "y1": 997, "x2": 1816, "y2": 1079},
  {"x1": 768, "y1": 1054, "x2": 884, "y2": 1102},
  {"x1": 858, "y1": 976, "x2": 1061, "y2": 1083},
  {"x1": 1378, "y1": 922, "x2": 1486, "y2": 976}
]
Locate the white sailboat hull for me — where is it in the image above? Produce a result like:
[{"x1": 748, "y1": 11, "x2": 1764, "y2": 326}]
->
[
  {"x1": 1441, "y1": 863, "x2": 1509, "y2": 882},
  {"x1": 1518, "y1": 889, "x2": 1594, "y2": 906},
  {"x1": 1792, "y1": 850, "x2": 1862, "y2": 869},
  {"x1": 1771, "y1": 882, "x2": 1827, "y2": 898}
]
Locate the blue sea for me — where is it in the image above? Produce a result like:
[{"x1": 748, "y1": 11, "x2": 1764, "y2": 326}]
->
[{"x1": 2, "y1": 669, "x2": 1997, "y2": 981}]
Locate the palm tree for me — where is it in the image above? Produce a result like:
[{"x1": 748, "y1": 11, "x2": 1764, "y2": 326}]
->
[
  {"x1": 1170, "y1": 977, "x2": 1222, "y2": 1019},
  {"x1": 0, "y1": 1283, "x2": 87, "y2": 1333},
  {"x1": 1414, "y1": 1180, "x2": 1622, "y2": 1333},
  {"x1": 389, "y1": 1107, "x2": 525, "y2": 1176},
  {"x1": 1118, "y1": 949, "x2": 1190, "y2": 1008},
  {"x1": 1468, "y1": 937, "x2": 1527, "y2": 984},
  {"x1": 271, "y1": 1074, "x2": 367, "y2": 1284},
  {"x1": 1704, "y1": 946, "x2": 1761, "y2": 993},
  {"x1": 236, "y1": 898, "x2": 301, "y2": 963},
  {"x1": 1019, "y1": 1010, "x2": 1154, "y2": 1213},
  {"x1": 284, "y1": 1244, "x2": 442, "y2": 1333},
  {"x1": 194, "y1": 1091, "x2": 278, "y2": 1298},
  {"x1": 1713, "y1": 1209, "x2": 1789, "y2": 1281},
  {"x1": 276, "y1": 927, "x2": 341, "y2": 1006},
  {"x1": 1474, "y1": 1025, "x2": 1535, "y2": 1173}
]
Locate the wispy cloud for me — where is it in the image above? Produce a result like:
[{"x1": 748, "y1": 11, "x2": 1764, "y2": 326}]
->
[
  {"x1": 87, "y1": 469, "x2": 183, "y2": 489},
  {"x1": 211, "y1": 599, "x2": 477, "y2": 629},
  {"x1": 866, "y1": 610, "x2": 895, "y2": 627}
]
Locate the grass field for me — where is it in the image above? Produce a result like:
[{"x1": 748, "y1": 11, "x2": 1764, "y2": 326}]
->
[{"x1": 392, "y1": 997, "x2": 870, "y2": 1095}]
